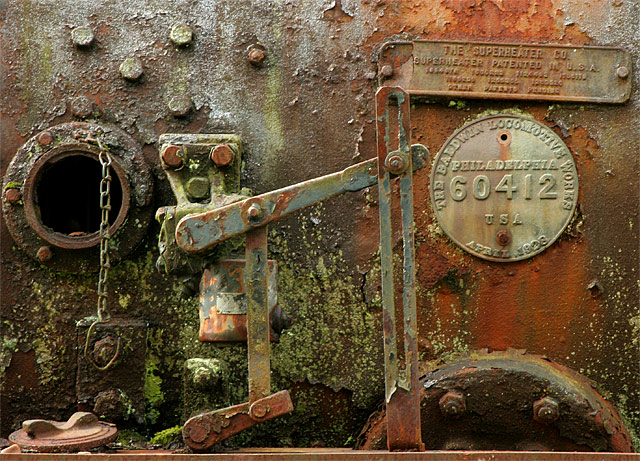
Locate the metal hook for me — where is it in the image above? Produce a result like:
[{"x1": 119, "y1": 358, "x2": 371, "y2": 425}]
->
[{"x1": 83, "y1": 319, "x2": 121, "y2": 371}]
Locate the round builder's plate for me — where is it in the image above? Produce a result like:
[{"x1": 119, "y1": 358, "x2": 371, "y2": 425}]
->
[{"x1": 430, "y1": 114, "x2": 578, "y2": 262}]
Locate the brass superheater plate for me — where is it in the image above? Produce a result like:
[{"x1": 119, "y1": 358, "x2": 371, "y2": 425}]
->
[
  {"x1": 380, "y1": 40, "x2": 631, "y2": 103},
  {"x1": 430, "y1": 114, "x2": 578, "y2": 262}
]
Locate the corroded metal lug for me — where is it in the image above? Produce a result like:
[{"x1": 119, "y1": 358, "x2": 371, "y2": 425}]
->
[
  {"x1": 182, "y1": 390, "x2": 294, "y2": 451},
  {"x1": 8, "y1": 412, "x2": 117, "y2": 453}
]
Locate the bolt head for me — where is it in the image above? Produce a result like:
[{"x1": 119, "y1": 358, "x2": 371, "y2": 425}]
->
[
  {"x1": 210, "y1": 144, "x2": 235, "y2": 167},
  {"x1": 496, "y1": 230, "x2": 511, "y2": 246},
  {"x1": 533, "y1": 397, "x2": 559, "y2": 424},
  {"x1": 119, "y1": 57, "x2": 143, "y2": 81},
  {"x1": 248, "y1": 48, "x2": 266, "y2": 66},
  {"x1": 37, "y1": 131, "x2": 53, "y2": 146},
  {"x1": 5, "y1": 188, "x2": 21, "y2": 205},
  {"x1": 168, "y1": 94, "x2": 192, "y2": 117},
  {"x1": 186, "y1": 177, "x2": 210, "y2": 200},
  {"x1": 161, "y1": 145, "x2": 183, "y2": 168},
  {"x1": 439, "y1": 391, "x2": 466, "y2": 418},
  {"x1": 380, "y1": 65, "x2": 394, "y2": 78},
  {"x1": 36, "y1": 246, "x2": 53, "y2": 263},
  {"x1": 616, "y1": 66, "x2": 629, "y2": 79},
  {"x1": 71, "y1": 26, "x2": 94, "y2": 47},
  {"x1": 170, "y1": 23, "x2": 194, "y2": 46},
  {"x1": 71, "y1": 95, "x2": 95, "y2": 118}
]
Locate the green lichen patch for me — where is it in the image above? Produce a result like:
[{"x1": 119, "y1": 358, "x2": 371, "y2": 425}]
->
[{"x1": 150, "y1": 425, "x2": 183, "y2": 446}]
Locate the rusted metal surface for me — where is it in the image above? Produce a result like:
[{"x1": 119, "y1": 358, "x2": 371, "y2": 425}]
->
[
  {"x1": 430, "y1": 114, "x2": 578, "y2": 262},
  {"x1": 182, "y1": 390, "x2": 293, "y2": 451},
  {"x1": 375, "y1": 87, "x2": 422, "y2": 451},
  {"x1": 199, "y1": 259, "x2": 283, "y2": 342},
  {"x1": 379, "y1": 40, "x2": 631, "y2": 103},
  {"x1": 245, "y1": 227, "x2": 271, "y2": 403},
  {"x1": 8, "y1": 412, "x2": 117, "y2": 453},
  {"x1": 358, "y1": 350, "x2": 634, "y2": 452}
]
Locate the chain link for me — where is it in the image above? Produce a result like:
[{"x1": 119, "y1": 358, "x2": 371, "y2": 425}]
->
[{"x1": 84, "y1": 135, "x2": 120, "y2": 371}]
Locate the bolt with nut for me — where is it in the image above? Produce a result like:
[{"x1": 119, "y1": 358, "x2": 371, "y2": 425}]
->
[
  {"x1": 384, "y1": 151, "x2": 408, "y2": 175},
  {"x1": 210, "y1": 144, "x2": 234, "y2": 167}
]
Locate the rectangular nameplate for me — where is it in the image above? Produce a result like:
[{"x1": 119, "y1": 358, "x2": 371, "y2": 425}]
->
[{"x1": 380, "y1": 40, "x2": 631, "y2": 103}]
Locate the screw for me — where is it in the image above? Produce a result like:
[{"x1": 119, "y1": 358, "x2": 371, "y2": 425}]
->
[
  {"x1": 380, "y1": 65, "x2": 394, "y2": 78},
  {"x1": 170, "y1": 23, "x2": 193, "y2": 46},
  {"x1": 71, "y1": 95, "x2": 95, "y2": 118},
  {"x1": 37, "y1": 131, "x2": 53, "y2": 146},
  {"x1": 533, "y1": 397, "x2": 559, "y2": 424},
  {"x1": 210, "y1": 144, "x2": 234, "y2": 167},
  {"x1": 384, "y1": 152, "x2": 407, "y2": 175},
  {"x1": 248, "y1": 48, "x2": 266, "y2": 66},
  {"x1": 5, "y1": 188, "x2": 21, "y2": 205},
  {"x1": 247, "y1": 203, "x2": 263, "y2": 222},
  {"x1": 168, "y1": 94, "x2": 192, "y2": 117},
  {"x1": 186, "y1": 177, "x2": 210, "y2": 200},
  {"x1": 71, "y1": 26, "x2": 94, "y2": 47},
  {"x1": 161, "y1": 145, "x2": 183, "y2": 168},
  {"x1": 250, "y1": 402, "x2": 269, "y2": 419},
  {"x1": 36, "y1": 246, "x2": 53, "y2": 263},
  {"x1": 496, "y1": 230, "x2": 511, "y2": 246},
  {"x1": 119, "y1": 57, "x2": 143, "y2": 81},
  {"x1": 616, "y1": 66, "x2": 629, "y2": 79},
  {"x1": 439, "y1": 391, "x2": 466, "y2": 418}
]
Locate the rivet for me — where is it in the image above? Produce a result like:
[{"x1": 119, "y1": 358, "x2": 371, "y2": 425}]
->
[
  {"x1": 119, "y1": 57, "x2": 144, "y2": 81},
  {"x1": 36, "y1": 246, "x2": 53, "y2": 263},
  {"x1": 71, "y1": 95, "x2": 95, "y2": 118},
  {"x1": 380, "y1": 65, "x2": 394, "y2": 78},
  {"x1": 250, "y1": 402, "x2": 268, "y2": 419},
  {"x1": 170, "y1": 23, "x2": 194, "y2": 46},
  {"x1": 168, "y1": 95, "x2": 193, "y2": 117},
  {"x1": 248, "y1": 47, "x2": 266, "y2": 66},
  {"x1": 496, "y1": 230, "x2": 511, "y2": 246},
  {"x1": 616, "y1": 66, "x2": 629, "y2": 79},
  {"x1": 37, "y1": 131, "x2": 53, "y2": 146},
  {"x1": 71, "y1": 26, "x2": 94, "y2": 47},
  {"x1": 5, "y1": 188, "x2": 22, "y2": 205}
]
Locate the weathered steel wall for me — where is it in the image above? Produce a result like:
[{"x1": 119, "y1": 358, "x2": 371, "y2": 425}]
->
[{"x1": 1, "y1": 0, "x2": 638, "y2": 449}]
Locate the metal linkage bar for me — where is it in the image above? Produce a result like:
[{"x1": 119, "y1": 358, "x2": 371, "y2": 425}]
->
[{"x1": 375, "y1": 86, "x2": 423, "y2": 451}]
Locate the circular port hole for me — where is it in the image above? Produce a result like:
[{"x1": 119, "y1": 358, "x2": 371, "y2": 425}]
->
[
  {"x1": 497, "y1": 131, "x2": 511, "y2": 144},
  {"x1": 24, "y1": 147, "x2": 130, "y2": 249}
]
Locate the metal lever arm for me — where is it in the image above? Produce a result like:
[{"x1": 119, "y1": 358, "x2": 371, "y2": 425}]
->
[{"x1": 175, "y1": 157, "x2": 379, "y2": 253}]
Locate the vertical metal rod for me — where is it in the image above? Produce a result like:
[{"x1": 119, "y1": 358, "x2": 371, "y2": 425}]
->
[
  {"x1": 375, "y1": 86, "x2": 423, "y2": 451},
  {"x1": 245, "y1": 225, "x2": 270, "y2": 403}
]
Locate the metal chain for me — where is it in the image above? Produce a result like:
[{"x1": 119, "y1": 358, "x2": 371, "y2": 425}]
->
[{"x1": 84, "y1": 136, "x2": 120, "y2": 371}]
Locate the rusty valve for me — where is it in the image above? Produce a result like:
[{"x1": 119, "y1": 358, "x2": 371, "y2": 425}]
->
[
  {"x1": 533, "y1": 397, "x2": 559, "y2": 424},
  {"x1": 210, "y1": 144, "x2": 234, "y2": 167},
  {"x1": 384, "y1": 151, "x2": 409, "y2": 175},
  {"x1": 439, "y1": 390, "x2": 466, "y2": 418}
]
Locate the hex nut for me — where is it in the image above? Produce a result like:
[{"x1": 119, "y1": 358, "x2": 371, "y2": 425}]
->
[
  {"x1": 210, "y1": 144, "x2": 234, "y2": 167},
  {"x1": 71, "y1": 96, "x2": 95, "y2": 118},
  {"x1": 161, "y1": 145, "x2": 183, "y2": 168},
  {"x1": 533, "y1": 397, "x2": 559, "y2": 424},
  {"x1": 439, "y1": 391, "x2": 466, "y2": 418},
  {"x1": 186, "y1": 177, "x2": 210, "y2": 200},
  {"x1": 119, "y1": 57, "x2": 144, "y2": 81},
  {"x1": 71, "y1": 26, "x2": 94, "y2": 47},
  {"x1": 168, "y1": 95, "x2": 192, "y2": 117},
  {"x1": 248, "y1": 48, "x2": 265, "y2": 66},
  {"x1": 247, "y1": 203, "x2": 263, "y2": 222},
  {"x1": 36, "y1": 246, "x2": 53, "y2": 263},
  {"x1": 170, "y1": 23, "x2": 193, "y2": 46},
  {"x1": 5, "y1": 188, "x2": 22, "y2": 205}
]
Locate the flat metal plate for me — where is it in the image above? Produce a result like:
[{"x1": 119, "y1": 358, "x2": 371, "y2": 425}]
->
[
  {"x1": 379, "y1": 40, "x2": 631, "y2": 103},
  {"x1": 430, "y1": 114, "x2": 578, "y2": 262}
]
